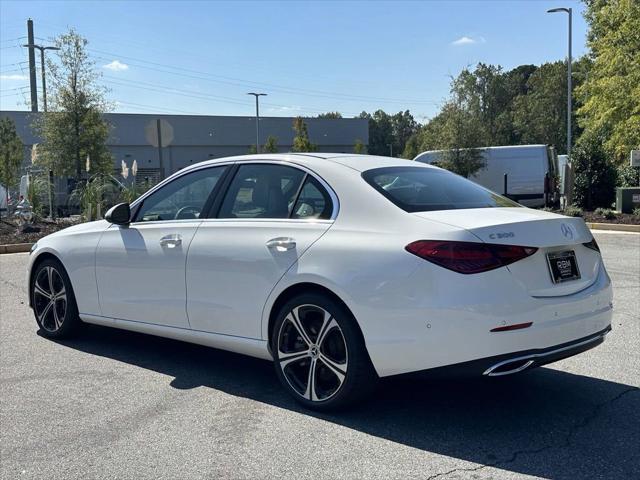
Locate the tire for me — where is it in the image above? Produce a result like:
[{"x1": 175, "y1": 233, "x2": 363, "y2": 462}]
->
[
  {"x1": 271, "y1": 292, "x2": 377, "y2": 410},
  {"x1": 30, "y1": 258, "x2": 81, "y2": 339}
]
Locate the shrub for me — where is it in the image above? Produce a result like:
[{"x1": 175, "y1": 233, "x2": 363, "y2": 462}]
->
[
  {"x1": 633, "y1": 207, "x2": 640, "y2": 218},
  {"x1": 617, "y1": 164, "x2": 640, "y2": 187},
  {"x1": 25, "y1": 174, "x2": 50, "y2": 219},
  {"x1": 564, "y1": 205, "x2": 583, "y2": 217},
  {"x1": 572, "y1": 133, "x2": 617, "y2": 209},
  {"x1": 70, "y1": 175, "x2": 109, "y2": 220},
  {"x1": 595, "y1": 207, "x2": 617, "y2": 220}
]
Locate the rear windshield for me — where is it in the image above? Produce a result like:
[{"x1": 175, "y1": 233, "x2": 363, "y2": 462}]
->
[{"x1": 362, "y1": 166, "x2": 521, "y2": 212}]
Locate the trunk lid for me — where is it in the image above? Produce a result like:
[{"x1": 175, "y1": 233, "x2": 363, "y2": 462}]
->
[{"x1": 413, "y1": 207, "x2": 601, "y2": 297}]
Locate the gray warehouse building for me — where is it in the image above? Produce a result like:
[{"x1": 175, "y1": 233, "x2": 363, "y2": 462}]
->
[{"x1": 2, "y1": 111, "x2": 369, "y2": 182}]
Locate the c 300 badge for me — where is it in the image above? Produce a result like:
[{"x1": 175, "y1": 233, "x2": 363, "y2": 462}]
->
[{"x1": 489, "y1": 231, "x2": 515, "y2": 240}]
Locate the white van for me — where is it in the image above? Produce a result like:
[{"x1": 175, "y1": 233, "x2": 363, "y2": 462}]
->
[{"x1": 414, "y1": 145, "x2": 558, "y2": 208}]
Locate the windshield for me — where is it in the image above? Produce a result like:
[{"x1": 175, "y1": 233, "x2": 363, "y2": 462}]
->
[{"x1": 362, "y1": 166, "x2": 521, "y2": 212}]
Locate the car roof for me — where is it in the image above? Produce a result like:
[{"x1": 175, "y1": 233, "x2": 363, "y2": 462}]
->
[{"x1": 190, "y1": 153, "x2": 437, "y2": 173}]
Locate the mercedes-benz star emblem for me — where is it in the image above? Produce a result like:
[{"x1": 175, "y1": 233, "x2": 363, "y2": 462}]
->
[{"x1": 561, "y1": 223, "x2": 574, "y2": 240}]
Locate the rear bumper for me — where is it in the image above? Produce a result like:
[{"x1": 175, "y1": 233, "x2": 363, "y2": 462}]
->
[
  {"x1": 360, "y1": 257, "x2": 613, "y2": 377},
  {"x1": 399, "y1": 325, "x2": 610, "y2": 379}
]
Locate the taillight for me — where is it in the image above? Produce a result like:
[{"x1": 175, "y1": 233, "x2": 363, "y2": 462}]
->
[
  {"x1": 582, "y1": 238, "x2": 600, "y2": 253},
  {"x1": 405, "y1": 240, "x2": 538, "y2": 274}
]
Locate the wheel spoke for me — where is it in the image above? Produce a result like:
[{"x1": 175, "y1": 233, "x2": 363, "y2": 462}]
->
[
  {"x1": 288, "y1": 308, "x2": 312, "y2": 346},
  {"x1": 34, "y1": 281, "x2": 52, "y2": 300},
  {"x1": 46, "y1": 267, "x2": 55, "y2": 295},
  {"x1": 319, "y1": 353, "x2": 347, "y2": 383},
  {"x1": 38, "y1": 300, "x2": 54, "y2": 323},
  {"x1": 278, "y1": 350, "x2": 310, "y2": 369},
  {"x1": 303, "y1": 358, "x2": 318, "y2": 401},
  {"x1": 53, "y1": 303, "x2": 63, "y2": 329},
  {"x1": 317, "y1": 316, "x2": 338, "y2": 349},
  {"x1": 54, "y1": 285, "x2": 66, "y2": 299}
]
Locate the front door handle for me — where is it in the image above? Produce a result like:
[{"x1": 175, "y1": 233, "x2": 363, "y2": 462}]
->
[
  {"x1": 266, "y1": 237, "x2": 296, "y2": 251},
  {"x1": 160, "y1": 234, "x2": 182, "y2": 248}
]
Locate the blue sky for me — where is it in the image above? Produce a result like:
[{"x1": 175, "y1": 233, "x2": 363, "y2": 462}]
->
[{"x1": 0, "y1": 0, "x2": 587, "y2": 122}]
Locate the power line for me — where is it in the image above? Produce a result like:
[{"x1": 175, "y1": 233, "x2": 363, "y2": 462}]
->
[
  {"x1": 91, "y1": 48, "x2": 439, "y2": 106},
  {"x1": 113, "y1": 100, "x2": 203, "y2": 115},
  {"x1": 31, "y1": 21, "x2": 408, "y2": 95},
  {"x1": 102, "y1": 76, "x2": 361, "y2": 116}
]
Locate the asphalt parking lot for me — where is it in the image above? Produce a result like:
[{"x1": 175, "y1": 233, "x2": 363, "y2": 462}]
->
[{"x1": 1, "y1": 231, "x2": 638, "y2": 480}]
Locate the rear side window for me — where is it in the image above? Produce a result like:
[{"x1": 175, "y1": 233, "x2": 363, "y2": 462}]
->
[
  {"x1": 292, "y1": 176, "x2": 333, "y2": 219},
  {"x1": 362, "y1": 166, "x2": 520, "y2": 212},
  {"x1": 219, "y1": 164, "x2": 305, "y2": 219}
]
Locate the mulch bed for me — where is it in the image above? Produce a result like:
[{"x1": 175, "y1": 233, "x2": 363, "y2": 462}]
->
[
  {"x1": 578, "y1": 211, "x2": 639, "y2": 225},
  {"x1": 0, "y1": 218, "x2": 79, "y2": 245}
]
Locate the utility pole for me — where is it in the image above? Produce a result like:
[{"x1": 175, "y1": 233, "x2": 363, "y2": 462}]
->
[
  {"x1": 22, "y1": 43, "x2": 60, "y2": 112},
  {"x1": 23, "y1": 40, "x2": 60, "y2": 219},
  {"x1": 547, "y1": 7, "x2": 572, "y2": 166},
  {"x1": 26, "y1": 19, "x2": 38, "y2": 112},
  {"x1": 387, "y1": 143, "x2": 393, "y2": 157},
  {"x1": 247, "y1": 92, "x2": 267, "y2": 153},
  {"x1": 156, "y1": 119, "x2": 165, "y2": 180}
]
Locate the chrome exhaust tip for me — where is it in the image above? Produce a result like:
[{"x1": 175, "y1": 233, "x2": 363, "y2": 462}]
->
[{"x1": 483, "y1": 358, "x2": 535, "y2": 376}]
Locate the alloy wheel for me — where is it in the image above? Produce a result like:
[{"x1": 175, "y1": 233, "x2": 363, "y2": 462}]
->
[
  {"x1": 277, "y1": 304, "x2": 348, "y2": 402},
  {"x1": 33, "y1": 266, "x2": 67, "y2": 333}
]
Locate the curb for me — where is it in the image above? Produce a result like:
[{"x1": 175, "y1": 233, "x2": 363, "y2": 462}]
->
[
  {"x1": 587, "y1": 222, "x2": 640, "y2": 233},
  {"x1": 0, "y1": 243, "x2": 34, "y2": 254}
]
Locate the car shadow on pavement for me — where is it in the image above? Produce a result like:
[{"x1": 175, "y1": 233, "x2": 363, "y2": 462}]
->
[{"x1": 49, "y1": 324, "x2": 640, "y2": 479}]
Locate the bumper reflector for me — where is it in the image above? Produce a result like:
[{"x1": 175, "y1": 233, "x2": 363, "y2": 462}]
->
[{"x1": 490, "y1": 322, "x2": 533, "y2": 333}]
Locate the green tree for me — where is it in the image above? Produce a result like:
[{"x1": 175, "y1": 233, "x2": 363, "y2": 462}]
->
[
  {"x1": 572, "y1": 132, "x2": 618, "y2": 210},
  {"x1": 0, "y1": 117, "x2": 23, "y2": 208},
  {"x1": 358, "y1": 110, "x2": 393, "y2": 156},
  {"x1": 450, "y1": 64, "x2": 509, "y2": 145},
  {"x1": 510, "y1": 60, "x2": 588, "y2": 153},
  {"x1": 263, "y1": 135, "x2": 279, "y2": 153},
  {"x1": 437, "y1": 103, "x2": 486, "y2": 178},
  {"x1": 390, "y1": 110, "x2": 418, "y2": 158},
  {"x1": 578, "y1": 0, "x2": 640, "y2": 164},
  {"x1": 617, "y1": 164, "x2": 640, "y2": 188},
  {"x1": 353, "y1": 139, "x2": 366, "y2": 154},
  {"x1": 34, "y1": 29, "x2": 112, "y2": 179},
  {"x1": 317, "y1": 112, "x2": 342, "y2": 119},
  {"x1": 291, "y1": 117, "x2": 316, "y2": 152}
]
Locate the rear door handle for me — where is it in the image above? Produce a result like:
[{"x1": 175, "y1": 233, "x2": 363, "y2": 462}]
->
[
  {"x1": 160, "y1": 234, "x2": 182, "y2": 248},
  {"x1": 266, "y1": 237, "x2": 296, "y2": 251}
]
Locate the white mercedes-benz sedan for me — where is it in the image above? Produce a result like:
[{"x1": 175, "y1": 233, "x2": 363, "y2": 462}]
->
[{"x1": 27, "y1": 154, "x2": 612, "y2": 409}]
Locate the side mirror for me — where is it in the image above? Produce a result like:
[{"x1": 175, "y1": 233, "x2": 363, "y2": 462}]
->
[{"x1": 105, "y1": 202, "x2": 131, "y2": 225}]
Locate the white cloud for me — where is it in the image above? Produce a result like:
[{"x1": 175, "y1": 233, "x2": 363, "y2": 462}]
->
[
  {"x1": 267, "y1": 105, "x2": 301, "y2": 113},
  {"x1": 0, "y1": 74, "x2": 28, "y2": 80},
  {"x1": 103, "y1": 60, "x2": 129, "y2": 71},
  {"x1": 451, "y1": 36, "x2": 486, "y2": 46}
]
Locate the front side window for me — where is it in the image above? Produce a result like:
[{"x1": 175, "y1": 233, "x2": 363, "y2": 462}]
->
[
  {"x1": 134, "y1": 166, "x2": 226, "y2": 222},
  {"x1": 219, "y1": 164, "x2": 305, "y2": 219},
  {"x1": 363, "y1": 166, "x2": 520, "y2": 212}
]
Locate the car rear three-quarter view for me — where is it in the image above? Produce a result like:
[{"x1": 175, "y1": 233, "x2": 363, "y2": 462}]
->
[{"x1": 27, "y1": 154, "x2": 613, "y2": 410}]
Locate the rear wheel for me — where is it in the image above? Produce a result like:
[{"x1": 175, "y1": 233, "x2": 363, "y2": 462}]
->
[
  {"x1": 272, "y1": 293, "x2": 376, "y2": 410},
  {"x1": 31, "y1": 259, "x2": 81, "y2": 338}
]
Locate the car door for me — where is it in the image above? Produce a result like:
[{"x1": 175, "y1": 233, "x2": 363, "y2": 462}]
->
[
  {"x1": 95, "y1": 165, "x2": 229, "y2": 328},
  {"x1": 186, "y1": 162, "x2": 336, "y2": 339}
]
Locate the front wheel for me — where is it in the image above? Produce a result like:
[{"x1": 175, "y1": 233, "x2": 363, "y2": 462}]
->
[
  {"x1": 272, "y1": 293, "x2": 376, "y2": 410},
  {"x1": 31, "y1": 258, "x2": 81, "y2": 338}
]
